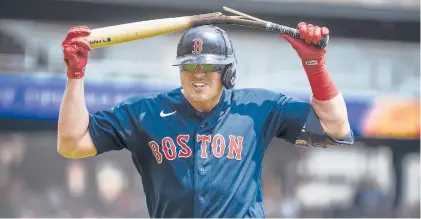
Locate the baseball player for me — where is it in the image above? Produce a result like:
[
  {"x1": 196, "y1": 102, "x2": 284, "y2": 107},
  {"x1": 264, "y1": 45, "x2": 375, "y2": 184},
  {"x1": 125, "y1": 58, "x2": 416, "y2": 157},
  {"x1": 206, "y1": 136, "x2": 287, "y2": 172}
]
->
[{"x1": 57, "y1": 22, "x2": 354, "y2": 218}]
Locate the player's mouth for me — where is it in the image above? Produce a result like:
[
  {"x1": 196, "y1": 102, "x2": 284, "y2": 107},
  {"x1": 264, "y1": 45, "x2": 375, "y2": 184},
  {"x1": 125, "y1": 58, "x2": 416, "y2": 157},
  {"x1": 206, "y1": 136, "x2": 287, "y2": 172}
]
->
[{"x1": 192, "y1": 82, "x2": 207, "y2": 89}]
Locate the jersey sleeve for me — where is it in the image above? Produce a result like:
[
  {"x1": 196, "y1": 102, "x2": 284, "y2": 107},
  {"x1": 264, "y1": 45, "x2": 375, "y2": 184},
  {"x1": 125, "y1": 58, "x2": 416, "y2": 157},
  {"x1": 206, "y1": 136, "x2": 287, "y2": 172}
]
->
[
  {"x1": 270, "y1": 93, "x2": 311, "y2": 144},
  {"x1": 88, "y1": 103, "x2": 134, "y2": 155}
]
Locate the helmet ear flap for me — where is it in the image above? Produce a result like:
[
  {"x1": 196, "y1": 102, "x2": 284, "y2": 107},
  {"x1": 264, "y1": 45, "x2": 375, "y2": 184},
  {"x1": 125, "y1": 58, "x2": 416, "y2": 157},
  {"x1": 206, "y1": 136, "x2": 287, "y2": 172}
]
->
[{"x1": 221, "y1": 64, "x2": 236, "y2": 89}]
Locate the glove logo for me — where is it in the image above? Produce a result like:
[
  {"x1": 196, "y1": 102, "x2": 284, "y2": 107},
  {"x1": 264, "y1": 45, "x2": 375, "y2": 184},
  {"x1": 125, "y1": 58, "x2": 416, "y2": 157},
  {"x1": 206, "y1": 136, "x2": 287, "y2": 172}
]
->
[{"x1": 305, "y1": 60, "x2": 318, "y2": 65}]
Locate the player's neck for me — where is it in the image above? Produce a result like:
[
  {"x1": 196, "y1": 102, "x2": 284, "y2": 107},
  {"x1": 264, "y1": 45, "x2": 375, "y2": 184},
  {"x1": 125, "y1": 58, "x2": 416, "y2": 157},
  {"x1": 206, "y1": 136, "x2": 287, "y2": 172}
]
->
[{"x1": 183, "y1": 90, "x2": 223, "y2": 113}]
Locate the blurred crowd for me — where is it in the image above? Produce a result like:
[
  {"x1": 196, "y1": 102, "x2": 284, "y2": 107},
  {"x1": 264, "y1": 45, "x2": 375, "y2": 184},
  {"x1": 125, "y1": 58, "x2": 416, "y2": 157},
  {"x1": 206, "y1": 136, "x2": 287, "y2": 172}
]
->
[
  {"x1": 0, "y1": 133, "x2": 148, "y2": 217},
  {"x1": 0, "y1": 132, "x2": 419, "y2": 218}
]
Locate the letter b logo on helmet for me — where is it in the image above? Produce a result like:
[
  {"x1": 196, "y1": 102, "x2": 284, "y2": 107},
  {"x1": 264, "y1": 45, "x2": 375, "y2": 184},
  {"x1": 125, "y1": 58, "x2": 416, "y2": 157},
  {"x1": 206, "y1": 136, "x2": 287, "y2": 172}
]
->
[
  {"x1": 191, "y1": 38, "x2": 203, "y2": 54},
  {"x1": 173, "y1": 25, "x2": 237, "y2": 89}
]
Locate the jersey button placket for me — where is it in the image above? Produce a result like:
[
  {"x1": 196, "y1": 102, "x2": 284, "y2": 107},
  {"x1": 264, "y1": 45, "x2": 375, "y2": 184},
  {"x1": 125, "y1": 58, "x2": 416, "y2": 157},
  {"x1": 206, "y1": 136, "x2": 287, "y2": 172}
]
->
[
  {"x1": 199, "y1": 196, "x2": 205, "y2": 203},
  {"x1": 194, "y1": 122, "x2": 211, "y2": 217}
]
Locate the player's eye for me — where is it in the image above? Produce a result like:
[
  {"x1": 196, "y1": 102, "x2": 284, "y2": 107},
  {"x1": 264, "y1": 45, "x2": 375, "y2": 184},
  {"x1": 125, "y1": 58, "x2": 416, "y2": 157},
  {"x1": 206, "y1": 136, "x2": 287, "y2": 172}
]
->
[
  {"x1": 181, "y1": 64, "x2": 224, "y2": 73},
  {"x1": 181, "y1": 64, "x2": 197, "y2": 72}
]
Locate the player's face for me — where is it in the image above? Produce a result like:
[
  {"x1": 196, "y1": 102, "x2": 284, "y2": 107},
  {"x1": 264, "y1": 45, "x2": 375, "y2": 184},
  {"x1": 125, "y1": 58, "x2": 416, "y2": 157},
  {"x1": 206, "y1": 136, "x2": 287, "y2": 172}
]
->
[{"x1": 180, "y1": 64, "x2": 224, "y2": 103}]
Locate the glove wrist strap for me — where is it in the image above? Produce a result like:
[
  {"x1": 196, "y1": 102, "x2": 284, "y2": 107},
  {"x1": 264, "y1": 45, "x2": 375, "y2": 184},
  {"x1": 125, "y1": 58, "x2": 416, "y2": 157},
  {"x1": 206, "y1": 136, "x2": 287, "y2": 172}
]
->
[
  {"x1": 302, "y1": 58, "x2": 339, "y2": 101},
  {"x1": 67, "y1": 68, "x2": 85, "y2": 79}
]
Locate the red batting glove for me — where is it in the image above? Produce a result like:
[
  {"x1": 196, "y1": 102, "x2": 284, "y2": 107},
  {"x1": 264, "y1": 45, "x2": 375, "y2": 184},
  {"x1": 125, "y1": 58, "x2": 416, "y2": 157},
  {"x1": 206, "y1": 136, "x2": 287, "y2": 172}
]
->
[
  {"x1": 280, "y1": 22, "x2": 339, "y2": 101},
  {"x1": 61, "y1": 26, "x2": 92, "y2": 79}
]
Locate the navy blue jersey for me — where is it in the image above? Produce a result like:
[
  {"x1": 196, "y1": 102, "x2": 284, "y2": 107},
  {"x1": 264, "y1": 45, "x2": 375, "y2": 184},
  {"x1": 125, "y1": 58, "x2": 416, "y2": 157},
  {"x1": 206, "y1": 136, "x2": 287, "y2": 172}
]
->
[{"x1": 88, "y1": 87, "x2": 310, "y2": 218}]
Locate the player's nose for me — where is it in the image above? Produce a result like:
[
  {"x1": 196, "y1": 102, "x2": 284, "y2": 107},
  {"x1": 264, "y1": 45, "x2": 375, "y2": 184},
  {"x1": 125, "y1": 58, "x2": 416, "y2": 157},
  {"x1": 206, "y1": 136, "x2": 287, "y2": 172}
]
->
[
  {"x1": 192, "y1": 69, "x2": 206, "y2": 77},
  {"x1": 192, "y1": 65, "x2": 205, "y2": 74}
]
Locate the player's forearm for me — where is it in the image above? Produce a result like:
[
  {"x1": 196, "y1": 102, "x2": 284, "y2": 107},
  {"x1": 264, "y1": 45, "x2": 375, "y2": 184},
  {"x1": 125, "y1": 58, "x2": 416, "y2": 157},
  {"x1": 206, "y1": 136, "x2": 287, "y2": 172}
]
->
[
  {"x1": 311, "y1": 93, "x2": 351, "y2": 139},
  {"x1": 57, "y1": 78, "x2": 90, "y2": 140},
  {"x1": 303, "y1": 65, "x2": 350, "y2": 138}
]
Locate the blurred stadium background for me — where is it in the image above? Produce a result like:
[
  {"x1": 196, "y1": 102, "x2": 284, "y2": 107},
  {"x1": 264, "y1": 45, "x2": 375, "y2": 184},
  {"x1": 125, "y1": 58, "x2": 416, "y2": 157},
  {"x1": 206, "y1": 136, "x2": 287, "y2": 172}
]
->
[{"x1": 0, "y1": 0, "x2": 420, "y2": 217}]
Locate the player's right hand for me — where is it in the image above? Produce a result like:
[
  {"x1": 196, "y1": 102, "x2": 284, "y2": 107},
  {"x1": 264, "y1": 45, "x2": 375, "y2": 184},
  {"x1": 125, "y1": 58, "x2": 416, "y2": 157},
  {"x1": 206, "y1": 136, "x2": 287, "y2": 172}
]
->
[{"x1": 62, "y1": 26, "x2": 92, "y2": 79}]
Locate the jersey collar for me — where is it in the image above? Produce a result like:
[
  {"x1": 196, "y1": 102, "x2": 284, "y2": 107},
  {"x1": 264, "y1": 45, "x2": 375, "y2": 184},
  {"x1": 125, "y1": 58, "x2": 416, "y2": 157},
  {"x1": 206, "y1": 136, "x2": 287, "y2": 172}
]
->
[{"x1": 170, "y1": 87, "x2": 231, "y2": 119}]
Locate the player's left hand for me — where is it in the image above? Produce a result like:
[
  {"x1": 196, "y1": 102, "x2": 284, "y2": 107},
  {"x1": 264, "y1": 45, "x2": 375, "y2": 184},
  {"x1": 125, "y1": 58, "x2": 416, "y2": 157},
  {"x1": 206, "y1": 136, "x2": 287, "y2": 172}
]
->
[
  {"x1": 280, "y1": 22, "x2": 339, "y2": 102},
  {"x1": 279, "y1": 22, "x2": 329, "y2": 64}
]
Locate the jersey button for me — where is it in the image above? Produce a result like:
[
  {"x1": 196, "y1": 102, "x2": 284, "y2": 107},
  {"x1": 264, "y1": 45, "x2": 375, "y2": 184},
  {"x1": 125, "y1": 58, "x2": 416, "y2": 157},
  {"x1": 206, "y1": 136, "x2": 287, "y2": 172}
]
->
[
  {"x1": 200, "y1": 167, "x2": 205, "y2": 173},
  {"x1": 199, "y1": 196, "x2": 205, "y2": 203}
]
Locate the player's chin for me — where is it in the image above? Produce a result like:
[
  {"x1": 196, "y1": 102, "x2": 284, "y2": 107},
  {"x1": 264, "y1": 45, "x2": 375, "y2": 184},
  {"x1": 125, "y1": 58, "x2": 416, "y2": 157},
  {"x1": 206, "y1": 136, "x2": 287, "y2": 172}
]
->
[
  {"x1": 185, "y1": 85, "x2": 213, "y2": 100},
  {"x1": 189, "y1": 93, "x2": 212, "y2": 102},
  {"x1": 187, "y1": 90, "x2": 213, "y2": 102}
]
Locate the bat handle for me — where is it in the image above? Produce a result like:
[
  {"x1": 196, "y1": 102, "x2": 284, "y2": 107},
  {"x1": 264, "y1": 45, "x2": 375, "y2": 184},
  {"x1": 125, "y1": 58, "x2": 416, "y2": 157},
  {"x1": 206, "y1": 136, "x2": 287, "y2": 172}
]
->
[{"x1": 265, "y1": 22, "x2": 329, "y2": 49}]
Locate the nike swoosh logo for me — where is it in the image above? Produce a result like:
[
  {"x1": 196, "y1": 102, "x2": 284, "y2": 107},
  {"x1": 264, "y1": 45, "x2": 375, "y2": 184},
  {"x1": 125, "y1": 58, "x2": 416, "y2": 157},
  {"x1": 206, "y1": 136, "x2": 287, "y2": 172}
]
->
[{"x1": 160, "y1": 110, "x2": 176, "y2": 117}]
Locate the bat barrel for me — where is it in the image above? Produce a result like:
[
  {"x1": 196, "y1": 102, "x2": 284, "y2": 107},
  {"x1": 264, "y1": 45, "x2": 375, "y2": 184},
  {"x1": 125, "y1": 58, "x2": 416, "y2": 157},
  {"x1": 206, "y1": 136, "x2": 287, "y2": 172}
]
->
[
  {"x1": 84, "y1": 13, "x2": 223, "y2": 49},
  {"x1": 84, "y1": 16, "x2": 192, "y2": 49}
]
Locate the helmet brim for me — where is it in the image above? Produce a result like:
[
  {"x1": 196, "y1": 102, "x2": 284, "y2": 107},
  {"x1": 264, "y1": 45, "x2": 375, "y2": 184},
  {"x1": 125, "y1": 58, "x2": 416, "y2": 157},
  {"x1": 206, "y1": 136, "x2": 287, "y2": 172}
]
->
[{"x1": 172, "y1": 54, "x2": 235, "y2": 66}]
